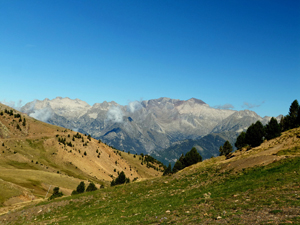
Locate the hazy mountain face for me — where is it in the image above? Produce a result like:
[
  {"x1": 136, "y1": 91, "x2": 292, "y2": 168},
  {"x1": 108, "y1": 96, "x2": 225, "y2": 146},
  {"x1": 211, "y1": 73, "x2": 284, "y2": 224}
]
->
[{"x1": 21, "y1": 97, "x2": 267, "y2": 155}]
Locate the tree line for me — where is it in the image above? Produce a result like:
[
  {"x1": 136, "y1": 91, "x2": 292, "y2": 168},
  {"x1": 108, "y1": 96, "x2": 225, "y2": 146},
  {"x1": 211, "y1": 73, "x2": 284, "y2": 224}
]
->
[
  {"x1": 235, "y1": 99, "x2": 300, "y2": 150},
  {"x1": 163, "y1": 147, "x2": 203, "y2": 175}
]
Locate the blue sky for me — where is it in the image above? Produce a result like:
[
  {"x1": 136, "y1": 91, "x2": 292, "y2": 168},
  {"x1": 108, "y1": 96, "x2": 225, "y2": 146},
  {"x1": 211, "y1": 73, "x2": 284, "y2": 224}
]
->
[{"x1": 0, "y1": 0, "x2": 299, "y2": 117}]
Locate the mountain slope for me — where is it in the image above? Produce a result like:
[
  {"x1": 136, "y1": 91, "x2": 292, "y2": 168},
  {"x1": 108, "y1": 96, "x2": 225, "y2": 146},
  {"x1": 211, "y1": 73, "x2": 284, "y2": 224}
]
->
[
  {"x1": 20, "y1": 97, "x2": 268, "y2": 156},
  {"x1": 1, "y1": 127, "x2": 299, "y2": 224},
  {"x1": 0, "y1": 103, "x2": 162, "y2": 208},
  {"x1": 151, "y1": 131, "x2": 239, "y2": 166}
]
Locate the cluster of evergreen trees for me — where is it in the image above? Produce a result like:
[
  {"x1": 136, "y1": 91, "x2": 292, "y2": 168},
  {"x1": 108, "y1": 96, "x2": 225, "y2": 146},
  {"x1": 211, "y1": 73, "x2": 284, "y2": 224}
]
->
[
  {"x1": 219, "y1": 140, "x2": 233, "y2": 157},
  {"x1": 111, "y1": 171, "x2": 130, "y2": 186},
  {"x1": 280, "y1": 100, "x2": 300, "y2": 131},
  {"x1": 71, "y1": 181, "x2": 98, "y2": 195},
  {"x1": 48, "y1": 187, "x2": 63, "y2": 200},
  {"x1": 163, "y1": 147, "x2": 202, "y2": 175},
  {"x1": 235, "y1": 99, "x2": 300, "y2": 150}
]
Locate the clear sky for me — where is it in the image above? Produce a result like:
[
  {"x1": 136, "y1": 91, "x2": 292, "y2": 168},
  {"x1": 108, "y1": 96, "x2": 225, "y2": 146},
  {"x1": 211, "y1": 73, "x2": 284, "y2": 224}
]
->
[{"x1": 0, "y1": 0, "x2": 299, "y2": 117}]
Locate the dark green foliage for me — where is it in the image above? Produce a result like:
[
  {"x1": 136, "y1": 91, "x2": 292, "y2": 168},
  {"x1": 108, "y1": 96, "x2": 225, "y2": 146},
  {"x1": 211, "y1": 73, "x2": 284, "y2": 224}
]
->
[
  {"x1": 219, "y1": 140, "x2": 233, "y2": 156},
  {"x1": 235, "y1": 132, "x2": 246, "y2": 149},
  {"x1": 0, "y1": 111, "x2": 3, "y2": 116},
  {"x1": 111, "y1": 171, "x2": 130, "y2": 186},
  {"x1": 22, "y1": 118, "x2": 26, "y2": 126},
  {"x1": 297, "y1": 107, "x2": 300, "y2": 127},
  {"x1": 58, "y1": 137, "x2": 66, "y2": 145},
  {"x1": 5, "y1": 109, "x2": 13, "y2": 116},
  {"x1": 49, "y1": 187, "x2": 63, "y2": 200},
  {"x1": 172, "y1": 148, "x2": 202, "y2": 174},
  {"x1": 289, "y1": 100, "x2": 299, "y2": 118},
  {"x1": 265, "y1": 117, "x2": 281, "y2": 140},
  {"x1": 183, "y1": 147, "x2": 202, "y2": 167},
  {"x1": 74, "y1": 132, "x2": 82, "y2": 139},
  {"x1": 281, "y1": 100, "x2": 300, "y2": 131},
  {"x1": 87, "y1": 134, "x2": 91, "y2": 141},
  {"x1": 86, "y1": 182, "x2": 98, "y2": 192},
  {"x1": 245, "y1": 121, "x2": 265, "y2": 147},
  {"x1": 172, "y1": 159, "x2": 183, "y2": 173},
  {"x1": 163, "y1": 163, "x2": 172, "y2": 176},
  {"x1": 76, "y1": 181, "x2": 85, "y2": 194},
  {"x1": 71, "y1": 190, "x2": 78, "y2": 195},
  {"x1": 14, "y1": 113, "x2": 21, "y2": 118}
]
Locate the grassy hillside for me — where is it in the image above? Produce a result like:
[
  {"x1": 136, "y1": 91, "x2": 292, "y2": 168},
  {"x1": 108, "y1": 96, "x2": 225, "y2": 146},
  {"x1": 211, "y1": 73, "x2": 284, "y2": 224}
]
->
[
  {"x1": 0, "y1": 126, "x2": 299, "y2": 224},
  {"x1": 0, "y1": 103, "x2": 163, "y2": 208}
]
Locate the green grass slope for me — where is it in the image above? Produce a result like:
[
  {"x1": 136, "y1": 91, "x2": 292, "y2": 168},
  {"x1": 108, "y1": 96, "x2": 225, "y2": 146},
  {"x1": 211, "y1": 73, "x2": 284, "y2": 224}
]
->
[{"x1": 1, "y1": 128, "x2": 299, "y2": 224}]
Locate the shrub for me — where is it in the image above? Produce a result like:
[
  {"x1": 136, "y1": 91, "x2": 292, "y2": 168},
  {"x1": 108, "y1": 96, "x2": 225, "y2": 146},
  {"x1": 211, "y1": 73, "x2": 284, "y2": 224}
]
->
[
  {"x1": 86, "y1": 182, "x2": 98, "y2": 192},
  {"x1": 49, "y1": 187, "x2": 63, "y2": 200},
  {"x1": 111, "y1": 171, "x2": 130, "y2": 186},
  {"x1": 76, "y1": 181, "x2": 85, "y2": 194},
  {"x1": 219, "y1": 141, "x2": 233, "y2": 156}
]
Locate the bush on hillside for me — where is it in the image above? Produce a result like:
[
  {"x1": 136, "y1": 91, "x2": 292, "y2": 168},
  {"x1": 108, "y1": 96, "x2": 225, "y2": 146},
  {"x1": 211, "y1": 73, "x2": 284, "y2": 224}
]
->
[
  {"x1": 49, "y1": 187, "x2": 63, "y2": 200},
  {"x1": 111, "y1": 171, "x2": 130, "y2": 186},
  {"x1": 86, "y1": 182, "x2": 98, "y2": 192},
  {"x1": 171, "y1": 147, "x2": 202, "y2": 174},
  {"x1": 77, "y1": 181, "x2": 85, "y2": 193}
]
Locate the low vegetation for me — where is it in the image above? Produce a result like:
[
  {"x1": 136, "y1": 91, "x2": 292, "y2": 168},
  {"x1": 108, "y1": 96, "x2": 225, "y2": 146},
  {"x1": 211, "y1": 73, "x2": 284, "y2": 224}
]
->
[
  {"x1": 1, "y1": 134, "x2": 299, "y2": 224},
  {"x1": 235, "y1": 99, "x2": 300, "y2": 149},
  {"x1": 0, "y1": 101, "x2": 299, "y2": 224}
]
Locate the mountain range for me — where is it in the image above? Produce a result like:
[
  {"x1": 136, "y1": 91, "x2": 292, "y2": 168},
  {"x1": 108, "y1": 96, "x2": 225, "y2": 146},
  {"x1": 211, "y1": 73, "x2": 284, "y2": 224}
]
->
[{"x1": 20, "y1": 97, "x2": 278, "y2": 163}]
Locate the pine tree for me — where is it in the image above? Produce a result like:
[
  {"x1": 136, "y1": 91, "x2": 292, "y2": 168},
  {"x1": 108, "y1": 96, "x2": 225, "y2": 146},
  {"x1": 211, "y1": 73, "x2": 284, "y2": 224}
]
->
[
  {"x1": 219, "y1": 146, "x2": 223, "y2": 156},
  {"x1": 86, "y1": 182, "x2": 98, "y2": 192},
  {"x1": 296, "y1": 107, "x2": 300, "y2": 127},
  {"x1": 111, "y1": 171, "x2": 130, "y2": 186},
  {"x1": 219, "y1": 140, "x2": 232, "y2": 156},
  {"x1": 282, "y1": 100, "x2": 300, "y2": 131},
  {"x1": 172, "y1": 159, "x2": 183, "y2": 173},
  {"x1": 289, "y1": 100, "x2": 299, "y2": 118},
  {"x1": 49, "y1": 187, "x2": 63, "y2": 200},
  {"x1": 265, "y1": 117, "x2": 281, "y2": 140},
  {"x1": 235, "y1": 132, "x2": 246, "y2": 149},
  {"x1": 163, "y1": 163, "x2": 172, "y2": 176},
  {"x1": 245, "y1": 121, "x2": 265, "y2": 147},
  {"x1": 76, "y1": 181, "x2": 85, "y2": 193},
  {"x1": 183, "y1": 147, "x2": 202, "y2": 167}
]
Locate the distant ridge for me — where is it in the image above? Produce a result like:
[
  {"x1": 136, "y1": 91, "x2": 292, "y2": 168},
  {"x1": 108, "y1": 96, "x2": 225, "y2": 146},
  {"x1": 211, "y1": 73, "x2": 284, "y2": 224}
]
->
[{"x1": 20, "y1": 97, "x2": 272, "y2": 158}]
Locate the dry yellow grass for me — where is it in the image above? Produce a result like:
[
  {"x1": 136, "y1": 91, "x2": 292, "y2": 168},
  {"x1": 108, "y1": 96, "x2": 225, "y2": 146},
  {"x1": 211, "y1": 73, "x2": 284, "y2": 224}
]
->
[{"x1": 0, "y1": 103, "x2": 162, "y2": 209}]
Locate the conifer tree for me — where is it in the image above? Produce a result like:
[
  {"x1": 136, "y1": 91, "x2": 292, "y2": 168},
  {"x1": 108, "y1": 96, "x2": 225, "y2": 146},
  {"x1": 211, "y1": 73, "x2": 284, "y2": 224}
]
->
[
  {"x1": 183, "y1": 147, "x2": 202, "y2": 167},
  {"x1": 49, "y1": 187, "x2": 63, "y2": 200},
  {"x1": 265, "y1": 117, "x2": 281, "y2": 140},
  {"x1": 86, "y1": 182, "x2": 98, "y2": 192},
  {"x1": 219, "y1": 140, "x2": 232, "y2": 156},
  {"x1": 163, "y1": 163, "x2": 172, "y2": 176},
  {"x1": 111, "y1": 171, "x2": 130, "y2": 186},
  {"x1": 245, "y1": 121, "x2": 265, "y2": 147},
  {"x1": 289, "y1": 100, "x2": 299, "y2": 118},
  {"x1": 172, "y1": 159, "x2": 183, "y2": 173},
  {"x1": 235, "y1": 131, "x2": 246, "y2": 149},
  {"x1": 76, "y1": 181, "x2": 85, "y2": 194}
]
